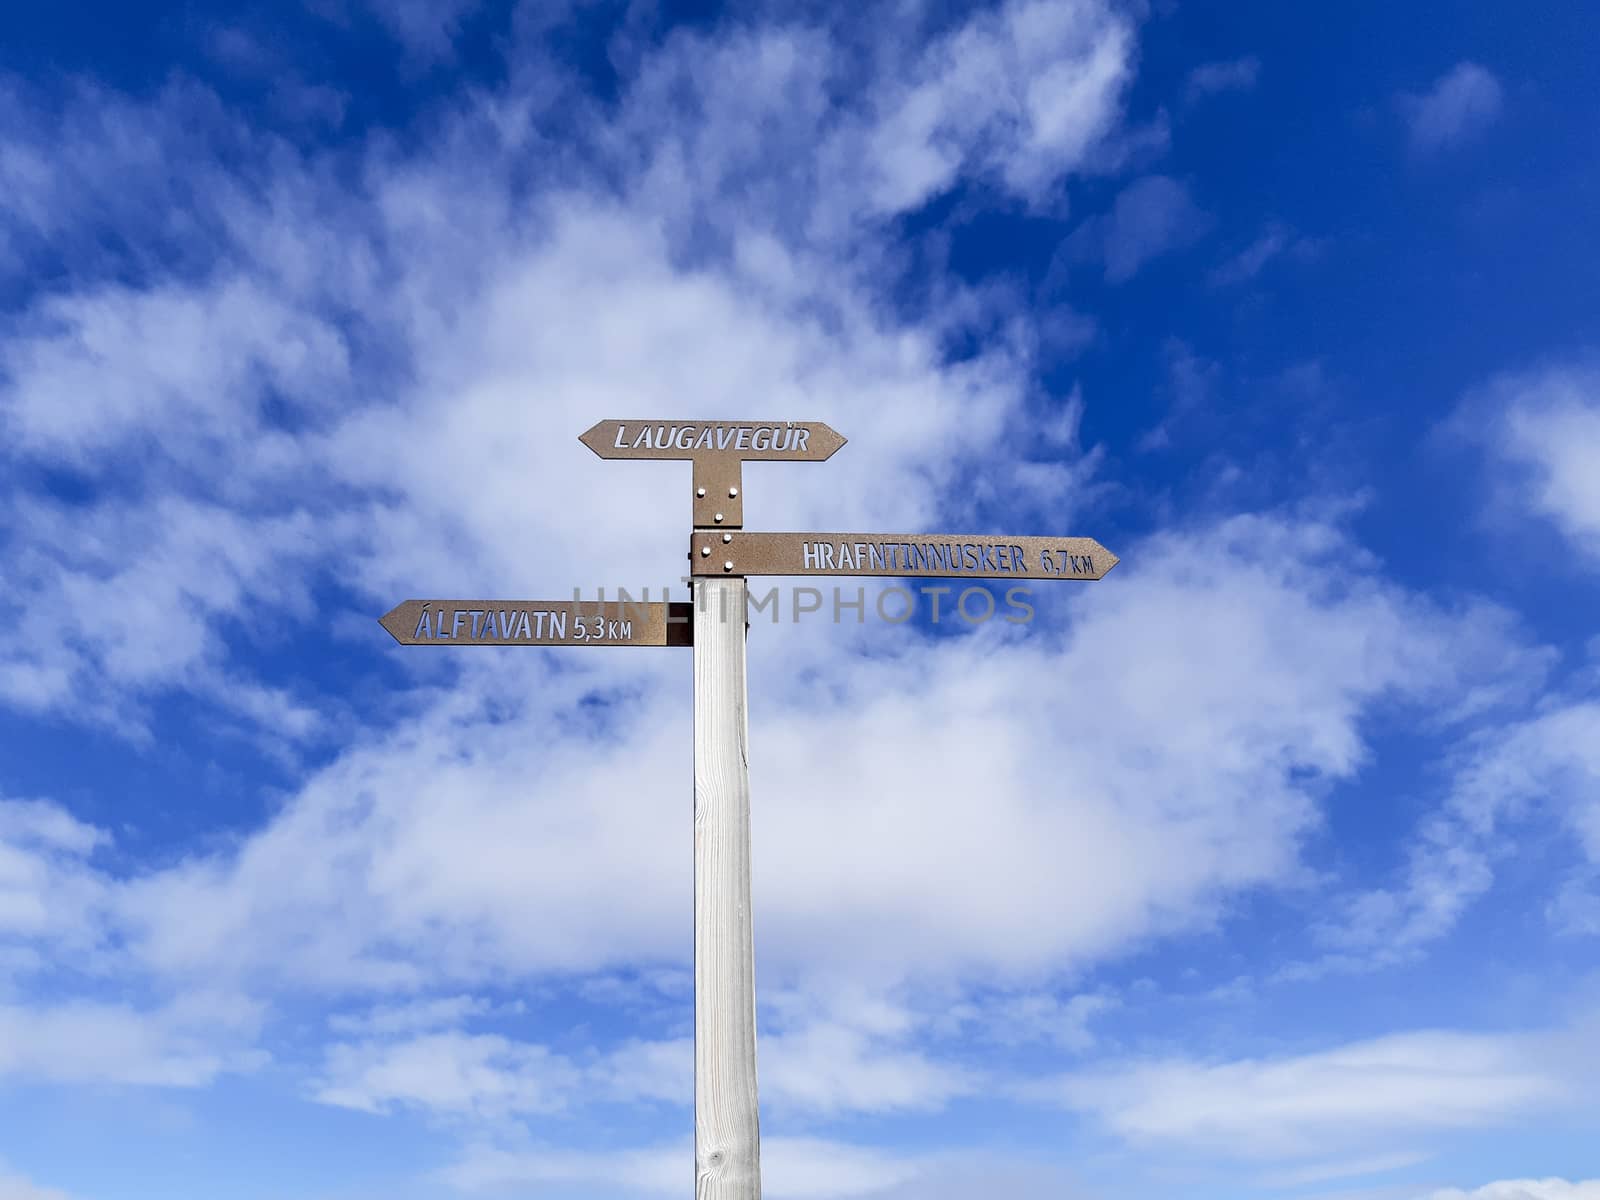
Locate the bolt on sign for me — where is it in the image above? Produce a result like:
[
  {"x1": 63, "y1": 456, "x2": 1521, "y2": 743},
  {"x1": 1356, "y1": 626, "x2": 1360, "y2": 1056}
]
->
[{"x1": 381, "y1": 418, "x2": 1120, "y2": 1200}]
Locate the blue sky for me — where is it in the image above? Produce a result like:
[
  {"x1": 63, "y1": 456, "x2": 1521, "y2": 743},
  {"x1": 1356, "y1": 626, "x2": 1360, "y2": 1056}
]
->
[{"x1": 2, "y1": 1, "x2": 1599, "y2": 1198}]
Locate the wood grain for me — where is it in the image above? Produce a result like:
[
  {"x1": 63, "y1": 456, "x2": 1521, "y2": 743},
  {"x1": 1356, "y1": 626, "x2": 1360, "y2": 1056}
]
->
[{"x1": 694, "y1": 578, "x2": 762, "y2": 1199}]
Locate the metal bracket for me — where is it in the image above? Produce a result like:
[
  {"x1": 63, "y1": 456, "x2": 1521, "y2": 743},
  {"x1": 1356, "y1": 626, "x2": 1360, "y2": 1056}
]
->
[
  {"x1": 692, "y1": 453, "x2": 743, "y2": 529},
  {"x1": 690, "y1": 526, "x2": 745, "y2": 575}
]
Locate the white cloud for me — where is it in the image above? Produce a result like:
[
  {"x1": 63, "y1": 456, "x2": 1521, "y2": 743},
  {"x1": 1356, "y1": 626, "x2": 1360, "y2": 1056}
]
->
[
  {"x1": 1063, "y1": 175, "x2": 1212, "y2": 282},
  {"x1": 0, "y1": 1169, "x2": 73, "y2": 1200},
  {"x1": 1464, "y1": 365, "x2": 1600, "y2": 565},
  {"x1": 1186, "y1": 56, "x2": 1260, "y2": 101},
  {"x1": 760, "y1": 1139, "x2": 930, "y2": 1199},
  {"x1": 0, "y1": 77, "x2": 250, "y2": 274},
  {"x1": 1403, "y1": 62, "x2": 1504, "y2": 151},
  {"x1": 1258, "y1": 1152, "x2": 1432, "y2": 1189},
  {"x1": 1306, "y1": 365, "x2": 1600, "y2": 961},
  {"x1": 0, "y1": 797, "x2": 102, "y2": 856},
  {"x1": 1047, "y1": 1028, "x2": 1568, "y2": 1158},
  {"x1": 442, "y1": 1139, "x2": 684, "y2": 1195},
  {"x1": 0, "y1": 492, "x2": 336, "y2": 734},
  {"x1": 0, "y1": 994, "x2": 263, "y2": 1087},
  {"x1": 1208, "y1": 220, "x2": 1318, "y2": 287},
  {"x1": 759, "y1": 1022, "x2": 975, "y2": 1117},
  {"x1": 850, "y1": 0, "x2": 1135, "y2": 211},
  {"x1": 1316, "y1": 698, "x2": 1600, "y2": 962},
  {"x1": 1138, "y1": 338, "x2": 1219, "y2": 451},
  {"x1": 1, "y1": 278, "x2": 347, "y2": 464},
  {"x1": 1421, "y1": 1182, "x2": 1600, "y2": 1200},
  {"x1": 365, "y1": 0, "x2": 479, "y2": 62},
  {"x1": 0, "y1": 798, "x2": 107, "y2": 953},
  {"x1": 3, "y1": 47, "x2": 1420, "y2": 1009},
  {"x1": 1451, "y1": 703, "x2": 1600, "y2": 865},
  {"x1": 747, "y1": 515, "x2": 1533, "y2": 986},
  {"x1": 937, "y1": 990, "x2": 1114, "y2": 1052},
  {"x1": 607, "y1": 0, "x2": 1135, "y2": 254},
  {"x1": 326, "y1": 995, "x2": 497, "y2": 1037},
  {"x1": 315, "y1": 1031, "x2": 579, "y2": 1118},
  {"x1": 585, "y1": 1036, "x2": 693, "y2": 1107},
  {"x1": 313, "y1": 1011, "x2": 977, "y2": 1121},
  {"x1": 445, "y1": 1136, "x2": 948, "y2": 1199},
  {"x1": 315, "y1": 1027, "x2": 686, "y2": 1120},
  {"x1": 84, "y1": 510, "x2": 1535, "y2": 1005},
  {"x1": 0, "y1": 0, "x2": 1139, "y2": 738},
  {"x1": 1210, "y1": 223, "x2": 1290, "y2": 286},
  {"x1": 302, "y1": 0, "x2": 483, "y2": 65}
]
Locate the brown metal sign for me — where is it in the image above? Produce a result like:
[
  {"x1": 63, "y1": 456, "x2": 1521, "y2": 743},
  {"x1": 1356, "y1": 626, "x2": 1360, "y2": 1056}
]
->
[
  {"x1": 579, "y1": 420, "x2": 846, "y2": 461},
  {"x1": 689, "y1": 533, "x2": 1119, "y2": 580},
  {"x1": 380, "y1": 600, "x2": 693, "y2": 646},
  {"x1": 579, "y1": 420, "x2": 847, "y2": 528}
]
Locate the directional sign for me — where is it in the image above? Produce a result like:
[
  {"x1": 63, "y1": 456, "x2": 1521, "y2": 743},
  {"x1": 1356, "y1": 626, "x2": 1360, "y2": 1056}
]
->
[
  {"x1": 690, "y1": 532, "x2": 1119, "y2": 580},
  {"x1": 380, "y1": 600, "x2": 693, "y2": 646},
  {"x1": 579, "y1": 419, "x2": 847, "y2": 528},
  {"x1": 579, "y1": 420, "x2": 847, "y2": 462}
]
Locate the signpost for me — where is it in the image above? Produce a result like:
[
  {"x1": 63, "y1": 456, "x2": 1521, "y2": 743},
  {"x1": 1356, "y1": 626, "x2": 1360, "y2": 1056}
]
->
[{"x1": 381, "y1": 418, "x2": 1120, "y2": 1200}]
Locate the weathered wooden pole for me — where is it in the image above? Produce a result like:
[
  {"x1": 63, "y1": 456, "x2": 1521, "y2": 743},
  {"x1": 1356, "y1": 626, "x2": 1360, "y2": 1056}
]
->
[{"x1": 693, "y1": 575, "x2": 762, "y2": 1198}]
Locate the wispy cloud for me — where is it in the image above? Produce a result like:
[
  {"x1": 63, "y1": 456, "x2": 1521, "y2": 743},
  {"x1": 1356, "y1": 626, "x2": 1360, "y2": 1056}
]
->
[
  {"x1": 1185, "y1": 55, "x2": 1261, "y2": 102},
  {"x1": 0, "y1": 797, "x2": 109, "y2": 956},
  {"x1": 1041, "y1": 1026, "x2": 1573, "y2": 1158},
  {"x1": 1420, "y1": 1182, "x2": 1600, "y2": 1200},
  {"x1": 0, "y1": 4, "x2": 1140, "y2": 735},
  {"x1": 306, "y1": 0, "x2": 483, "y2": 66},
  {"x1": 1258, "y1": 1152, "x2": 1433, "y2": 1189},
  {"x1": 442, "y1": 1137, "x2": 1026, "y2": 1199},
  {"x1": 1402, "y1": 62, "x2": 1504, "y2": 151},
  {"x1": 1060, "y1": 174, "x2": 1212, "y2": 282},
  {"x1": 1293, "y1": 687, "x2": 1600, "y2": 976},
  {"x1": 1138, "y1": 338, "x2": 1220, "y2": 451},
  {"x1": 0, "y1": 1166, "x2": 74, "y2": 1200},
  {"x1": 315, "y1": 1031, "x2": 579, "y2": 1119},
  {"x1": 0, "y1": 993, "x2": 264, "y2": 1087},
  {"x1": 88, "y1": 512, "x2": 1535, "y2": 1001},
  {"x1": 1453, "y1": 364, "x2": 1600, "y2": 565},
  {"x1": 1209, "y1": 220, "x2": 1320, "y2": 287}
]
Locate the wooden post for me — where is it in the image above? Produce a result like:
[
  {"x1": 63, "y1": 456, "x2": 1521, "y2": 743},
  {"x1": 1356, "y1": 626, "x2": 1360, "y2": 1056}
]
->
[{"x1": 693, "y1": 577, "x2": 762, "y2": 1199}]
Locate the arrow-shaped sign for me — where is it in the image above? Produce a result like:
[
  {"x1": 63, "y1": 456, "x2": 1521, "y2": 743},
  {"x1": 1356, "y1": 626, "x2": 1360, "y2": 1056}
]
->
[
  {"x1": 380, "y1": 600, "x2": 693, "y2": 646},
  {"x1": 579, "y1": 419, "x2": 847, "y2": 528},
  {"x1": 579, "y1": 419, "x2": 847, "y2": 462},
  {"x1": 690, "y1": 532, "x2": 1119, "y2": 580}
]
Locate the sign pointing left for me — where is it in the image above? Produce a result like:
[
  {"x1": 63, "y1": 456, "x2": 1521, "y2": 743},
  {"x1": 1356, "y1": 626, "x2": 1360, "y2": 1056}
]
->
[
  {"x1": 379, "y1": 600, "x2": 693, "y2": 646},
  {"x1": 579, "y1": 419, "x2": 848, "y2": 528}
]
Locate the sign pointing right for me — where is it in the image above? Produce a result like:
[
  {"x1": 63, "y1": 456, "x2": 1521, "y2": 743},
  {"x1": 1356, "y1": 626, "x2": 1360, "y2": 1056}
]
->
[{"x1": 690, "y1": 532, "x2": 1119, "y2": 579}]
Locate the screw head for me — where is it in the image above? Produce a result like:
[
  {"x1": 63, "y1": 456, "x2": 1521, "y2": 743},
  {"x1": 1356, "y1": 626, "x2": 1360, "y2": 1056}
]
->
[
  {"x1": 722, "y1": 533, "x2": 732, "y2": 543},
  {"x1": 729, "y1": 487, "x2": 739, "y2": 498},
  {"x1": 700, "y1": 546, "x2": 711, "y2": 557},
  {"x1": 696, "y1": 487, "x2": 706, "y2": 498},
  {"x1": 714, "y1": 512, "x2": 724, "y2": 522},
  {"x1": 723, "y1": 561, "x2": 734, "y2": 572}
]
